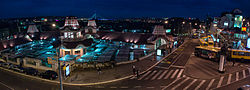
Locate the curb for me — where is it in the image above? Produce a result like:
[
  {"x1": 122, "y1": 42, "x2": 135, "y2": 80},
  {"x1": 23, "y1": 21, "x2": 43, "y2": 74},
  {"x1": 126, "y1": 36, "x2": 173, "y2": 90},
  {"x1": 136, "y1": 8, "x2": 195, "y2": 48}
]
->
[{"x1": 0, "y1": 39, "x2": 188, "y2": 86}]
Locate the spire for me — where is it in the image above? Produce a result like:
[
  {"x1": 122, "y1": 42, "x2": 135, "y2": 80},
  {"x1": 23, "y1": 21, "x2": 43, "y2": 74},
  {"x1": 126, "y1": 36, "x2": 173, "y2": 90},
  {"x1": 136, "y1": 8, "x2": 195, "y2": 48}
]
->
[
  {"x1": 87, "y1": 20, "x2": 97, "y2": 27},
  {"x1": 27, "y1": 24, "x2": 39, "y2": 33},
  {"x1": 64, "y1": 16, "x2": 79, "y2": 29},
  {"x1": 152, "y1": 25, "x2": 165, "y2": 35}
]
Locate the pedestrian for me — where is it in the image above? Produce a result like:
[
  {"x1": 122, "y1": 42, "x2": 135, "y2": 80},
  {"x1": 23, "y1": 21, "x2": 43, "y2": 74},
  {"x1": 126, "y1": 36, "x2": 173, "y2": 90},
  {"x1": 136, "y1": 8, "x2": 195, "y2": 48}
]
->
[
  {"x1": 132, "y1": 65, "x2": 136, "y2": 75},
  {"x1": 136, "y1": 70, "x2": 140, "y2": 78},
  {"x1": 97, "y1": 67, "x2": 102, "y2": 75}
]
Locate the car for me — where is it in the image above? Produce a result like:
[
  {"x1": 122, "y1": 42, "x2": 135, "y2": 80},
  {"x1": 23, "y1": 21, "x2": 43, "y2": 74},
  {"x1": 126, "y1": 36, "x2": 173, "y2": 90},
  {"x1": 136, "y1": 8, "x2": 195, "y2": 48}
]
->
[
  {"x1": 238, "y1": 85, "x2": 250, "y2": 90},
  {"x1": 1, "y1": 63, "x2": 12, "y2": 69},
  {"x1": 24, "y1": 67, "x2": 38, "y2": 76},
  {"x1": 39, "y1": 70, "x2": 58, "y2": 80},
  {"x1": 11, "y1": 65, "x2": 25, "y2": 73}
]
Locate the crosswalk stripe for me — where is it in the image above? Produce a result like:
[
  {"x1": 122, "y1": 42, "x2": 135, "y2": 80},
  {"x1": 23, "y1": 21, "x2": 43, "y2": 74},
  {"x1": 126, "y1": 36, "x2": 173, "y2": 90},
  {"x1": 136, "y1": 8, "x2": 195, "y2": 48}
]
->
[
  {"x1": 243, "y1": 70, "x2": 246, "y2": 78},
  {"x1": 158, "y1": 70, "x2": 168, "y2": 79},
  {"x1": 227, "y1": 74, "x2": 232, "y2": 84},
  {"x1": 171, "y1": 69, "x2": 179, "y2": 79},
  {"x1": 145, "y1": 70, "x2": 157, "y2": 80},
  {"x1": 195, "y1": 80, "x2": 206, "y2": 90},
  {"x1": 236, "y1": 72, "x2": 239, "y2": 81},
  {"x1": 183, "y1": 79, "x2": 197, "y2": 90},
  {"x1": 138, "y1": 71, "x2": 152, "y2": 80},
  {"x1": 151, "y1": 70, "x2": 163, "y2": 80},
  {"x1": 206, "y1": 79, "x2": 215, "y2": 90},
  {"x1": 171, "y1": 77, "x2": 190, "y2": 90},
  {"x1": 177, "y1": 69, "x2": 184, "y2": 78},
  {"x1": 217, "y1": 76, "x2": 224, "y2": 88},
  {"x1": 164, "y1": 70, "x2": 174, "y2": 79},
  {"x1": 162, "y1": 78, "x2": 182, "y2": 90},
  {"x1": 183, "y1": 75, "x2": 186, "y2": 77}
]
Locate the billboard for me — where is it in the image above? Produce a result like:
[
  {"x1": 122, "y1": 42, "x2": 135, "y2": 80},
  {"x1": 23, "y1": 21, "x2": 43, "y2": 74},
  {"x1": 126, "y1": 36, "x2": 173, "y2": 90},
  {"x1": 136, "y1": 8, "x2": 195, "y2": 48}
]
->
[
  {"x1": 234, "y1": 15, "x2": 243, "y2": 28},
  {"x1": 166, "y1": 29, "x2": 171, "y2": 33},
  {"x1": 242, "y1": 27, "x2": 247, "y2": 31},
  {"x1": 224, "y1": 22, "x2": 228, "y2": 26},
  {"x1": 157, "y1": 49, "x2": 161, "y2": 56}
]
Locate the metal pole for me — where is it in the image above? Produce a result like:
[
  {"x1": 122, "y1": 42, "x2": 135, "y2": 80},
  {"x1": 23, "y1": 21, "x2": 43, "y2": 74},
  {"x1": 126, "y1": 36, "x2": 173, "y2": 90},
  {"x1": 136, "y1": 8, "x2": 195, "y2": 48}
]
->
[{"x1": 58, "y1": 36, "x2": 63, "y2": 90}]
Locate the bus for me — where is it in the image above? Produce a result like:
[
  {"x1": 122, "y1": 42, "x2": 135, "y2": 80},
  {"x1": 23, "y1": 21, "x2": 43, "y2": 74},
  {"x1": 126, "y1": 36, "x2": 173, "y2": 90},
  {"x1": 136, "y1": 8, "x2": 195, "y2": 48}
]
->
[
  {"x1": 194, "y1": 46, "x2": 220, "y2": 61},
  {"x1": 199, "y1": 39, "x2": 208, "y2": 46},
  {"x1": 227, "y1": 49, "x2": 250, "y2": 62}
]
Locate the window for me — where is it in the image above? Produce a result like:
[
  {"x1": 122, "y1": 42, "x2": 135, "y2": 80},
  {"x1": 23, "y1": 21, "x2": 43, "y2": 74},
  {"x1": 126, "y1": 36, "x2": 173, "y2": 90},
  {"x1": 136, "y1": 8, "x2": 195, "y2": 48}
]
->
[
  {"x1": 64, "y1": 32, "x2": 68, "y2": 38},
  {"x1": 65, "y1": 51, "x2": 70, "y2": 55},
  {"x1": 75, "y1": 51, "x2": 80, "y2": 54}
]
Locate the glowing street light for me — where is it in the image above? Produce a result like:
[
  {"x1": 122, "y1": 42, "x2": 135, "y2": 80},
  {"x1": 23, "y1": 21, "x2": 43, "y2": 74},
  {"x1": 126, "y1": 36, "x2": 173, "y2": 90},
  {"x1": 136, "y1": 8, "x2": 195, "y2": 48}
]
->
[
  {"x1": 165, "y1": 21, "x2": 168, "y2": 24},
  {"x1": 52, "y1": 23, "x2": 56, "y2": 27},
  {"x1": 182, "y1": 21, "x2": 185, "y2": 24}
]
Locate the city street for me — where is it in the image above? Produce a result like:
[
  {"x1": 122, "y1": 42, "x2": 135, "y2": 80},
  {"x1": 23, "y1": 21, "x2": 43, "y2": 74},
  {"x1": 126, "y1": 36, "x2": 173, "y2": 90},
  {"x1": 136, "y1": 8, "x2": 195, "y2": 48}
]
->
[{"x1": 1, "y1": 39, "x2": 250, "y2": 90}]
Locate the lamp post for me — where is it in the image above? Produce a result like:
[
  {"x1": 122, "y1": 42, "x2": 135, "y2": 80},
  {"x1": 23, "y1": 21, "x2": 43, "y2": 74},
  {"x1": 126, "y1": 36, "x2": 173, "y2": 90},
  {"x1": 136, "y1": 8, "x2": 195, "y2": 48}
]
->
[{"x1": 57, "y1": 36, "x2": 64, "y2": 90}]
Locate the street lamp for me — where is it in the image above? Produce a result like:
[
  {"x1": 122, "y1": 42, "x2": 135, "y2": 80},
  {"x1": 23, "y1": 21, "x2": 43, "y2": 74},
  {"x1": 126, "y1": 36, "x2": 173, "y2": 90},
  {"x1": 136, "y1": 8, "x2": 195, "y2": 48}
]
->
[{"x1": 52, "y1": 23, "x2": 56, "y2": 27}]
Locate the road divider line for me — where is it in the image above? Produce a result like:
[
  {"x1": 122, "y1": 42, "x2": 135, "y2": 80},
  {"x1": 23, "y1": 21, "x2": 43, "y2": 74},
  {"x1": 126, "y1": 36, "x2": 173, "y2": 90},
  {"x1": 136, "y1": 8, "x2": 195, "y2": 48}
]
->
[
  {"x1": 171, "y1": 69, "x2": 179, "y2": 78},
  {"x1": 158, "y1": 70, "x2": 168, "y2": 79},
  {"x1": 183, "y1": 79, "x2": 197, "y2": 90},
  {"x1": 206, "y1": 79, "x2": 215, "y2": 90},
  {"x1": 195, "y1": 80, "x2": 206, "y2": 90},
  {"x1": 227, "y1": 74, "x2": 232, "y2": 84},
  {"x1": 151, "y1": 70, "x2": 163, "y2": 80},
  {"x1": 0, "y1": 81, "x2": 14, "y2": 90},
  {"x1": 217, "y1": 76, "x2": 224, "y2": 88}
]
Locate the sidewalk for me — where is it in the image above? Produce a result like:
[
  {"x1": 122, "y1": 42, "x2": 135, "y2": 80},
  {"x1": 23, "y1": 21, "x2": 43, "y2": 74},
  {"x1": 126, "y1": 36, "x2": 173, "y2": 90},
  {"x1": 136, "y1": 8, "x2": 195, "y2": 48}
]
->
[{"x1": 64, "y1": 54, "x2": 163, "y2": 84}]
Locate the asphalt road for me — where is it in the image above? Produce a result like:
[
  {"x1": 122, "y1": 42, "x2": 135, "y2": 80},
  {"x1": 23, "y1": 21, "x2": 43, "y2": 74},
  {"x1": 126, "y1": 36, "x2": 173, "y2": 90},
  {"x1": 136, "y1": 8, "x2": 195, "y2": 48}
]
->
[{"x1": 1, "y1": 39, "x2": 249, "y2": 90}]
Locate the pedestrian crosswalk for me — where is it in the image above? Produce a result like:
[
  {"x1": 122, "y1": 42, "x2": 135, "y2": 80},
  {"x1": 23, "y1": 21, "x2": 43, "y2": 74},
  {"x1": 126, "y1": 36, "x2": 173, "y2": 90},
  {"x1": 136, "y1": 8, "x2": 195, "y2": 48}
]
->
[
  {"x1": 131, "y1": 69, "x2": 185, "y2": 80},
  {"x1": 161, "y1": 68, "x2": 250, "y2": 90}
]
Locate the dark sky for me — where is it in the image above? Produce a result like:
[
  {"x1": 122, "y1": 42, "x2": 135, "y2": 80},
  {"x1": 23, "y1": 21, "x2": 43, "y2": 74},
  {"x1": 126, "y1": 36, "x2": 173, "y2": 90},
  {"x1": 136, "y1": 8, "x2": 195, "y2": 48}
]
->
[{"x1": 0, "y1": 0, "x2": 249, "y2": 18}]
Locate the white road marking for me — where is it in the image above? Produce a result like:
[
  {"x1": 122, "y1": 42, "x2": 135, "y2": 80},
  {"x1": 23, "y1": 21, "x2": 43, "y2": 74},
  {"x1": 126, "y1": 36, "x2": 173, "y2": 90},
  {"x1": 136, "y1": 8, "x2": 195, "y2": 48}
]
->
[
  {"x1": 227, "y1": 74, "x2": 232, "y2": 84},
  {"x1": 134, "y1": 86, "x2": 141, "y2": 88},
  {"x1": 206, "y1": 79, "x2": 215, "y2": 90},
  {"x1": 120, "y1": 86, "x2": 128, "y2": 88},
  {"x1": 177, "y1": 69, "x2": 184, "y2": 78},
  {"x1": 194, "y1": 80, "x2": 206, "y2": 90},
  {"x1": 158, "y1": 70, "x2": 168, "y2": 79},
  {"x1": 236, "y1": 72, "x2": 239, "y2": 81},
  {"x1": 171, "y1": 77, "x2": 190, "y2": 90},
  {"x1": 162, "y1": 78, "x2": 181, "y2": 90},
  {"x1": 0, "y1": 81, "x2": 14, "y2": 90},
  {"x1": 145, "y1": 70, "x2": 157, "y2": 80},
  {"x1": 183, "y1": 79, "x2": 197, "y2": 90},
  {"x1": 110, "y1": 86, "x2": 117, "y2": 88},
  {"x1": 243, "y1": 69, "x2": 246, "y2": 78},
  {"x1": 147, "y1": 87, "x2": 155, "y2": 88},
  {"x1": 138, "y1": 71, "x2": 152, "y2": 80},
  {"x1": 151, "y1": 70, "x2": 163, "y2": 80},
  {"x1": 164, "y1": 70, "x2": 174, "y2": 79},
  {"x1": 217, "y1": 76, "x2": 224, "y2": 88},
  {"x1": 171, "y1": 69, "x2": 179, "y2": 79}
]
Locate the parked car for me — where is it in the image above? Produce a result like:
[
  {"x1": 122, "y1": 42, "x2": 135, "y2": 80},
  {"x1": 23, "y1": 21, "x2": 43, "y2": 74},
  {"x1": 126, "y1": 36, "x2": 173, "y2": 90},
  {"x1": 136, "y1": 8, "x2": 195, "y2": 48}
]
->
[
  {"x1": 24, "y1": 67, "x2": 38, "y2": 76},
  {"x1": 39, "y1": 70, "x2": 58, "y2": 80},
  {"x1": 11, "y1": 65, "x2": 25, "y2": 73},
  {"x1": 238, "y1": 85, "x2": 250, "y2": 90},
  {"x1": 1, "y1": 63, "x2": 12, "y2": 69}
]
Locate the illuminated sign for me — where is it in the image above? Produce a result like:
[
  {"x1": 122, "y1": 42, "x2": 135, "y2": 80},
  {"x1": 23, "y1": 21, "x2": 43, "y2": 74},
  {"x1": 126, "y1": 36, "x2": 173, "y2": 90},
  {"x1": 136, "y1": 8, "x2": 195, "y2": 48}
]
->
[
  {"x1": 242, "y1": 27, "x2": 247, "y2": 31},
  {"x1": 224, "y1": 22, "x2": 228, "y2": 26},
  {"x1": 166, "y1": 29, "x2": 171, "y2": 33},
  {"x1": 248, "y1": 38, "x2": 250, "y2": 48},
  {"x1": 65, "y1": 65, "x2": 70, "y2": 76},
  {"x1": 234, "y1": 15, "x2": 243, "y2": 28},
  {"x1": 157, "y1": 49, "x2": 161, "y2": 56}
]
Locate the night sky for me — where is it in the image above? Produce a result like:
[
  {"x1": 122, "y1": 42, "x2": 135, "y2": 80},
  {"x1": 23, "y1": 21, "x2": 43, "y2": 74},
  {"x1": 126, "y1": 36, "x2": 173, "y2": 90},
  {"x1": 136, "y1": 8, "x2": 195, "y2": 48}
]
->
[{"x1": 0, "y1": 0, "x2": 249, "y2": 18}]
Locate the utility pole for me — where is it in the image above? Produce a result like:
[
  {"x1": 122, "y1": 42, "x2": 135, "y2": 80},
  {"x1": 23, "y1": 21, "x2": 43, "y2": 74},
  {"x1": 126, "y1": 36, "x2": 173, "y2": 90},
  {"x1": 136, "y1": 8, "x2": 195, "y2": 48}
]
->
[{"x1": 57, "y1": 36, "x2": 63, "y2": 90}]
